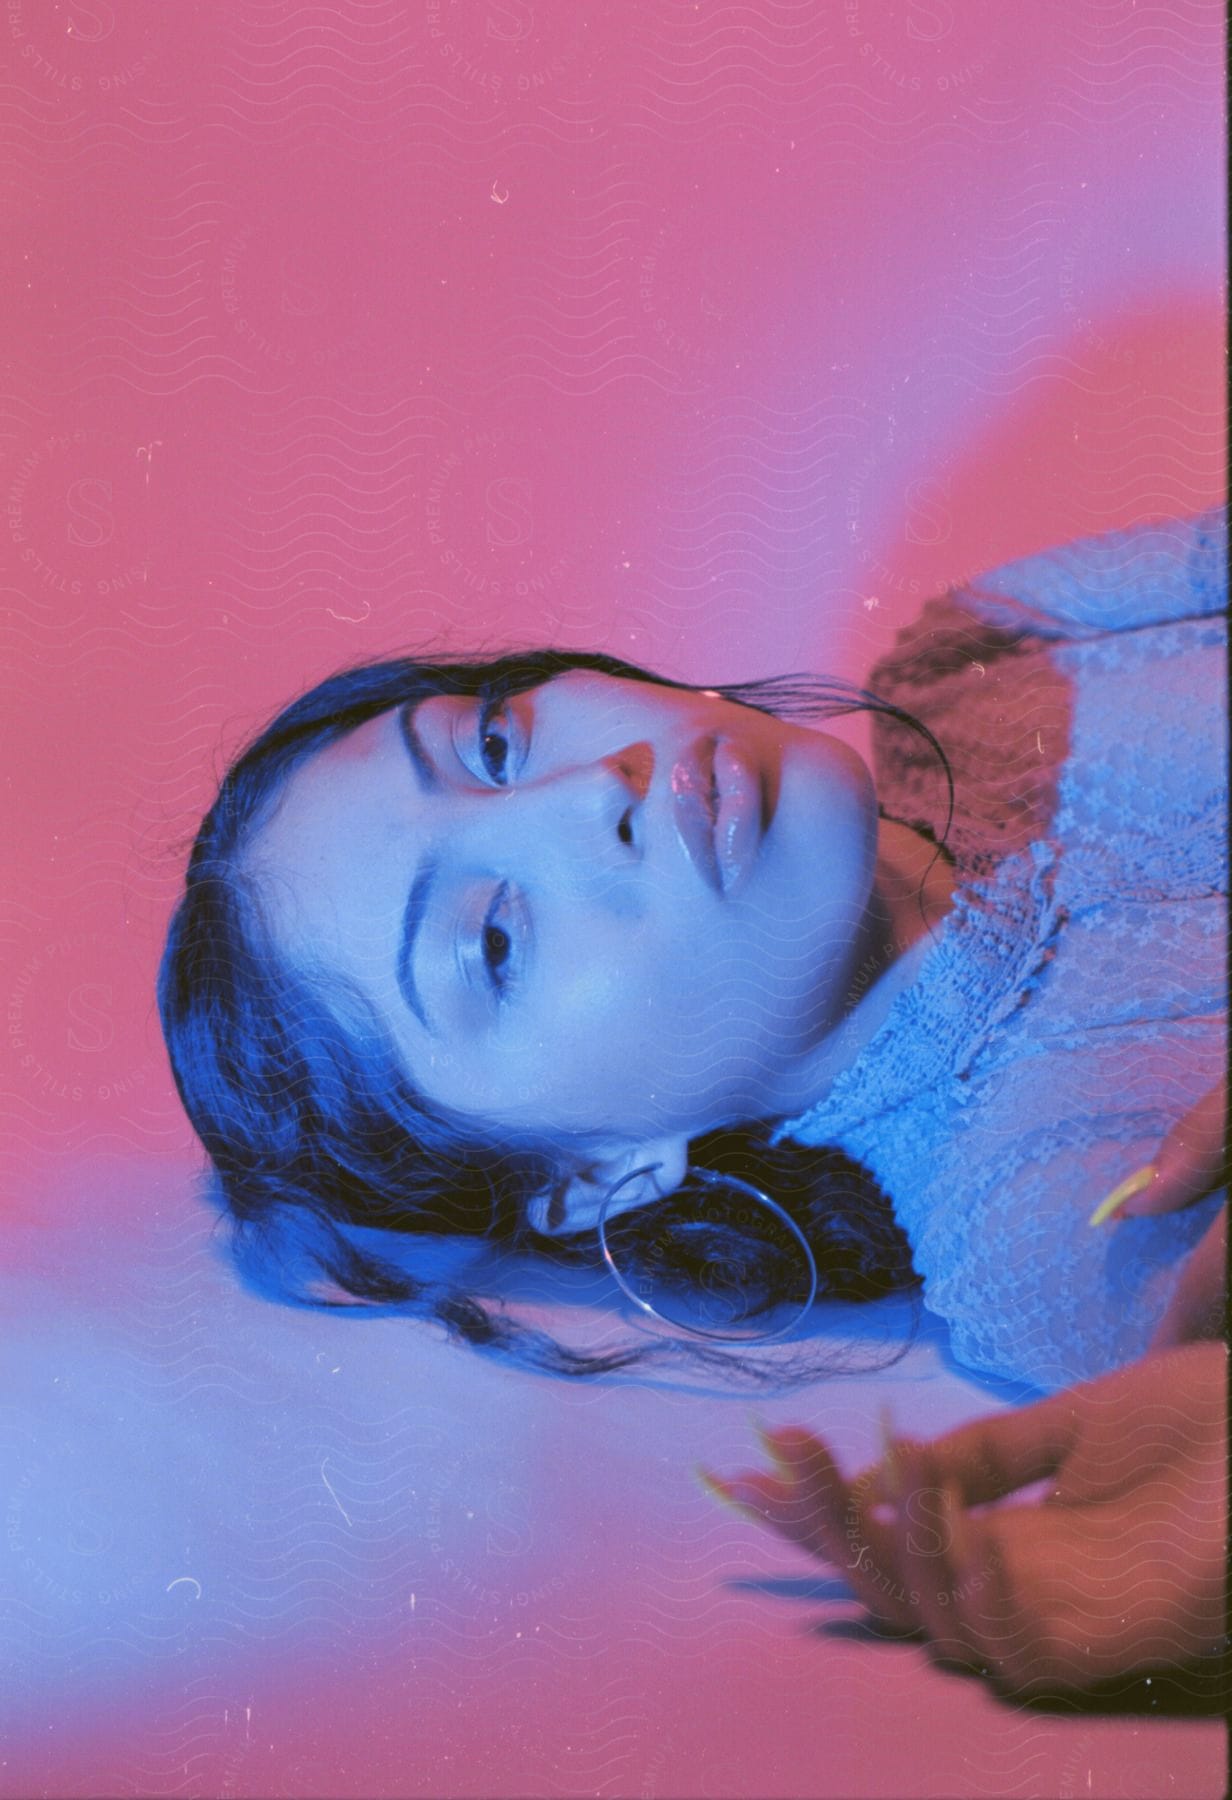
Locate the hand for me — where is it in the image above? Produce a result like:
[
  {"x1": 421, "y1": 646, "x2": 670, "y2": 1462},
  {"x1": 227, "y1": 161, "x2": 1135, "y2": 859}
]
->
[
  {"x1": 696, "y1": 1341, "x2": 1229, "y2": 1700},
  {"x1": 1090, "y1": 1074, "x2": 1228, "y2": 1222},
  {"x1": 1088, "y1": 1074, "x2": 1228, "y2": 1350},
  {"x1": 1148, "y1": 1202, "x2": 1226, "y2": 1350}
]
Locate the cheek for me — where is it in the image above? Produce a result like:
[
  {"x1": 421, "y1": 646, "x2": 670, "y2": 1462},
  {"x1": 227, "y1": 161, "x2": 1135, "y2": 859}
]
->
[
  {"x1": 552, "y1": 955, "x2": 627, "y2": 1025},
  {"x1": 526, "y1": 949, "x2": 692, "y2": 1087}
]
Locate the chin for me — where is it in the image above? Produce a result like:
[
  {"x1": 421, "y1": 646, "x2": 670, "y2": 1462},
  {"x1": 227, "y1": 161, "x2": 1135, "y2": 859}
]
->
[{"x1": 780, "y1": 734, "x2": 875, "y2": 862}]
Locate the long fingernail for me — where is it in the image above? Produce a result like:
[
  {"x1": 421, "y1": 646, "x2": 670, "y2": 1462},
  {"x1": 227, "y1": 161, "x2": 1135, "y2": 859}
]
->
[
  {"x1": 750, "y1": 1416, "x2": 797, "y2": 1478},
  {"x1": 877, "y1": 1404, "x2": 903, "y2": 1504},
  {"x1": 694, "y1": 1464, "x2": 752, "y2": 1516},
  {"x1": 1088, "y1": 1163, "x2": 1156, "y2": 1226},
  {"x1": 942, "y1": 1479, "x2": 972, "y2": 1569}
]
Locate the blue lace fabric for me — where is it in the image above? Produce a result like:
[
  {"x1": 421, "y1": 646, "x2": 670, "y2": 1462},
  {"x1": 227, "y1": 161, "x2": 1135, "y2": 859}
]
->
[{"x1": 773, "y1": 506, "x2": 1228, "y2": 1393}]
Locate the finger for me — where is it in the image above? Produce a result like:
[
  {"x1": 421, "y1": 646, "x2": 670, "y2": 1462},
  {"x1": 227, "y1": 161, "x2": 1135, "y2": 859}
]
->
[
  {"x1": 699, "y1": 1456, "x2": 865, "y2": 1569},
  {"x1": 1055, "y1": 1342, "x2": 1230, "y2": 1504},
  {"x1": 862, "y1": 1395, "x2": 1082, "y2": 1510},
  {"x1": 753, "y1": 1422, "x2": 880, "y2": 1547},
  {"x1": 751, "y1": 1421, "x2": 845, "y2": 1489},
  {"x1": 931, "y1": 1503, "x2": 1091, "y2": 1698},
  {"x1": 694, "y1": 1463, "x2": 879, "y2": 1576},
  {"x1": 695, "y1": 1464, "x2": 796, "y2": 1524},
  {"x1": 836, "y1": 1458, "x2": 928, "y2": 1635},
  {"x1": 1119, "y1": 1076, "x2": 1229, "y2": 1218},
  {"x1": 753, "y1": 1427, "x2": 926, "y2": 1632},
  {"x1": 950, "y1": 1514, "x2": 1048, "y2": 1697},
  {"x1": 1069, "y1": 1486, "x2": 1232, "y2": 1676},
  {"x1": 892, "y1": 1468, "x2": 986, "y2": 1672},
  {"x1": 1148, "y1": 1204, "x2": 1228, "y2": 1351},
  {"x1": 942, "y1": 1494, "x2": 1224, "y2": 1698}
]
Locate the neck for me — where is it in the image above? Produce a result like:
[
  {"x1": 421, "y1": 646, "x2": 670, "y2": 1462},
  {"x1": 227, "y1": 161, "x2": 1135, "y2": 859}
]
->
[
  {"x1": 873, "y1": 814, "x2": 957, "y2": 955},
  {"x1": 760, "y1": 817, "x2": 958, "y2": 1119}
]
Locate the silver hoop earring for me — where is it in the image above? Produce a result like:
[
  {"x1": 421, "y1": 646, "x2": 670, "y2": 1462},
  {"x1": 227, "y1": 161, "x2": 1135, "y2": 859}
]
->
[{"x1": 597, "y1": 1162, "x2": 818, "y2": 1344}]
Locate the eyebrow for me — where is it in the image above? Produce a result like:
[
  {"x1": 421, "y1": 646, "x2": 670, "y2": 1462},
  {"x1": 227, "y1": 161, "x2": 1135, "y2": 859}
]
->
[
  {"x1": 397, "y1": 700, "x2": 440, "y2": 794},
  {"x1": 396, "y1": 855, "x2": 440, "y2": 1038},
  {"x1": 394, "y1": 702, "x2": 441, "y2": 1036}
]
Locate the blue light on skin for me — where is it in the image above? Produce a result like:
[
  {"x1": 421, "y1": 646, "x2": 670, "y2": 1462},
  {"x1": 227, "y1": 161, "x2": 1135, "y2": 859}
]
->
[{"x1": 246, "y1": 670, "x2": 955, "y2": 1234}]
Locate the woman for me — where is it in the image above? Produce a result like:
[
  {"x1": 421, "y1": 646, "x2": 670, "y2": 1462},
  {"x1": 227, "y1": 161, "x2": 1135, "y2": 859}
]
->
[{"x1": 158, "y1": 504, "x2": 1227, "y2": 1393}]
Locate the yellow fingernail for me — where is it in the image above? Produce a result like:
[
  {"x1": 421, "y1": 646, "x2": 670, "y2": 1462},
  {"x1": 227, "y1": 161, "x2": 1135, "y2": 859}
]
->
[
  {"x1": 694, "y1": 1465, "x2": 755, "y2": 1518},
  {"x1": 877, "y1": 1404, "x2": 902, "y2": 1503},
  {"x1": 1088, "y1": 1163, "x2": 1156, "y2": 1227},
  {"x1": 943, "y1": 1479, "x2": 972, "y2": 1569},
  {"x1": 750, "y1": 1413, "x2": 795, "y2": 1476}
]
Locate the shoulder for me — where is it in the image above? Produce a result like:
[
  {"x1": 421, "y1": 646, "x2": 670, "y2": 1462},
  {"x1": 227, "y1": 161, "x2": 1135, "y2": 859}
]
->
[
  {"x1": 864, "y1": 507, "x2": 1228, "y2": 870},
  {"x1": 960, "y1": 503, "x2": 1227, "y2": 637},
  {"x1": 874, "y1": 506, "x2": 1227, "y2": 685}
]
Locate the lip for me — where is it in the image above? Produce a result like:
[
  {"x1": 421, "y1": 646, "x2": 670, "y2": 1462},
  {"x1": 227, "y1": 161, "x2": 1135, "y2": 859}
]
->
[{"x1": 671, "y1": 735, "x2": 764, "y2": 897}]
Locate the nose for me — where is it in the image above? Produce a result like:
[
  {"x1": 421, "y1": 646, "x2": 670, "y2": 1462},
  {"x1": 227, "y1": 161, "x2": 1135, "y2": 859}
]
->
[
  {"x1": 489, "y1": 740, "x2": 653, "y2": 864},
  {"x1": 604, "y1": 741, "x2": 653, "y2": 812},
  {"x1": 553, "y1": 741, "x2": 653, "y2": 849}
]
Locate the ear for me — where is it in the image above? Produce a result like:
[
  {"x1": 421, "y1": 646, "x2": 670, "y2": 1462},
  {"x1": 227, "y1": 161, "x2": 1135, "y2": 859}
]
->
[{"x1": 527, "y1": 1136, "x2": 691, "y2": 1238}]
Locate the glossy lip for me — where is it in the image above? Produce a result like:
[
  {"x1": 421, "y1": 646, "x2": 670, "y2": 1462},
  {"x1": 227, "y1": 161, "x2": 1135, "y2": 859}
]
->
[
  {"x1": 671, "y1": 735, "x2": 763, "y2": 897},
  {"x1": 712, "y1": 738, "x2": 763, "y2": 895}
]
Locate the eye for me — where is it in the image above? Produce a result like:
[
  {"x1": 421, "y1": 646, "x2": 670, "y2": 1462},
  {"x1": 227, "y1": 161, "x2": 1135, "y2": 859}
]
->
[
  {"x1": 477, "y1": 698, "x2": 512, "y2": 787},
  {"x1": 481, "y1": 881, "x2": 515, "y2": 996}
]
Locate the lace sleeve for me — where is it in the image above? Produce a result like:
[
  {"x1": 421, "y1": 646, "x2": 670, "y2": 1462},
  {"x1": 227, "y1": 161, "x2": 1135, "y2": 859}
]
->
[{"x1": 955, "y1": 504, "x2": 1227, "y2": 640}]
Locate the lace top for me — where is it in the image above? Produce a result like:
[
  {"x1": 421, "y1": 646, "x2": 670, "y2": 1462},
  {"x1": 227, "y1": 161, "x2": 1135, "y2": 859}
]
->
[{"x1": 773, "y1": 506, "x2": 1228, "y2": 1393}]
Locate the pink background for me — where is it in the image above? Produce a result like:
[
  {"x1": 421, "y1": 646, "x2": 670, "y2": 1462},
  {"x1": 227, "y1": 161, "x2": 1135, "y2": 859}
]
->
[{"x1": 2, "y1": 4, "x2": 1226, "y2": 1797}]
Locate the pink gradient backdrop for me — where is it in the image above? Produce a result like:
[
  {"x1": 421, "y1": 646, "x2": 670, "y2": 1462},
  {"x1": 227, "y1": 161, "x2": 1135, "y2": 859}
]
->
[{"x1": 2, "y1": 4, "x2": 1226, "y2": 1797}]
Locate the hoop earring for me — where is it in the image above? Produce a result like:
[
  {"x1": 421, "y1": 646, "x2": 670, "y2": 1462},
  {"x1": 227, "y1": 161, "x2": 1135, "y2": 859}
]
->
[{"x1": 596, "y1": 1162, "x2": 819, "y2": 1344}]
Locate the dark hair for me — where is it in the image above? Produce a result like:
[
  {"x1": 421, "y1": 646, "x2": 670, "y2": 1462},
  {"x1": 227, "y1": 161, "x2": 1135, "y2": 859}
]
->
[{"x1": 158, "y1": 646, "x2": 955, "y2": 1391}]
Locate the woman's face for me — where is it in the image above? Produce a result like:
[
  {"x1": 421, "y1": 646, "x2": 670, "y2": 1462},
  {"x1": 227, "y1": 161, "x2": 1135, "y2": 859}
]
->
[{"x1": 248, "y1": 669, "x2": 882, "y2": 1171}]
